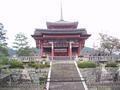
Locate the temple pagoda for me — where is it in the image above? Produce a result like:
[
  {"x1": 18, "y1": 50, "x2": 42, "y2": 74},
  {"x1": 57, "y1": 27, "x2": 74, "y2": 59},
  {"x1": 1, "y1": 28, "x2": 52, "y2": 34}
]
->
[{"x1": 32, "y1": 18, "x2": 91, "y2": 60}]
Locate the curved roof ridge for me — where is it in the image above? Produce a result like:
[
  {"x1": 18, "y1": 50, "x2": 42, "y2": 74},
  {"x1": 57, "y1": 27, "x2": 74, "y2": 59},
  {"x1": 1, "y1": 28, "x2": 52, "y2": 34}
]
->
[{"x1": 46, "y1": 21, "x2": 78, "y2": 29}]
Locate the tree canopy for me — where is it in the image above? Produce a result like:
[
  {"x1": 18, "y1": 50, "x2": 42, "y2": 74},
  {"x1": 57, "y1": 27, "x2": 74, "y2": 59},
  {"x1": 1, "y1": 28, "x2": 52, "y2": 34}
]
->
[
  {"x1": 13, "y1": 33, "x2": 32, "y2": 56},
  {"x1": 0, "y1": 23, "x2": 8, "y2": 56},
  {"x1": 99, "y1": 33, "x2": 120, "y2": 55},
  {"x1": 13, "y1": 33, "x2": 28, "y2": 49}
]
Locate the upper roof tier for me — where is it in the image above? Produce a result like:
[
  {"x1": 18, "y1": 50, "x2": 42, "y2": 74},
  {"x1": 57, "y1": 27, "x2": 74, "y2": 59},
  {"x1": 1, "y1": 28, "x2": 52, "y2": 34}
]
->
[{"x1": 46, "y1": 20, "x2": 78, "y2": 30}]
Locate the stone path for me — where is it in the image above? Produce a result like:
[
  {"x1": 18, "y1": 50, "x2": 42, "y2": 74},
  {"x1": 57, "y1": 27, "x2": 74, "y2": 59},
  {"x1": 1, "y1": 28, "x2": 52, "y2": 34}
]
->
[{"x1": 49, "y1": 61, "x2": 85, "y2": 90}]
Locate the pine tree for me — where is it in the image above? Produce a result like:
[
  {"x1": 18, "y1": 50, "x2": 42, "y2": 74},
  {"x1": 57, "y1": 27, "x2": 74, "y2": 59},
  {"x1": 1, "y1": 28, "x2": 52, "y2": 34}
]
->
[
  {"x1": 13, "y1": 33, "x2": 32, "y2": 56},
  {"x1": 0, "y1": 23, "x2": 8, "y2": 56}
]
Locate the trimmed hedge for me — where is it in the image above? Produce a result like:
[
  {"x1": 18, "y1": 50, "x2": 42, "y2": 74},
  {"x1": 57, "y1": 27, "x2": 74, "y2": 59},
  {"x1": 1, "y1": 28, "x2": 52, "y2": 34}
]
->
[
  {"x1": 9, "y1": 60, "x2": 24, "y2": 68},
  {"x1": 77, "y1": 61, "x2": 96, "y2": 68},
  {"x1": 105, "y1": 62, "x2": 117, "y2": 67},
  {"x1": 28, "y1": 61, "x2": 50, "y2": 69}
]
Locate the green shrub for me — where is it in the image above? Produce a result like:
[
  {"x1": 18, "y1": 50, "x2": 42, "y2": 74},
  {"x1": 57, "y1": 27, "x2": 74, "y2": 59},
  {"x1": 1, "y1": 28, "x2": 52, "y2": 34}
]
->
[
  {"x1": 39, "y1": 63, "x2": 50, "y2": 68},
  {"x1": 105, "y1": 62, "x2": 117, "y2": 67},
  {"x1": 0, "y1": 55, "x2": 9, "y2": 65},
  {"x1": 77, "y1": 61, "x2": 96, "y2": 68},
  {"x1": 9, "y1": 59, "x2": 24, "y2": 68},
  {"x1": 39, "y1": 77, "x2": 47, "y2": 85},
  {"x1": 0, "y1": 64, "x2": 3, "y2": 69},
  {"x1": 28, "y1": 61, "x2": 50, "y2": 68},
  {"x1": 28, "y1": 61, "x2": 35, "y2": 66},
  {"x1": 28, "y1": 61, "x2": 37, "y2": 68}
]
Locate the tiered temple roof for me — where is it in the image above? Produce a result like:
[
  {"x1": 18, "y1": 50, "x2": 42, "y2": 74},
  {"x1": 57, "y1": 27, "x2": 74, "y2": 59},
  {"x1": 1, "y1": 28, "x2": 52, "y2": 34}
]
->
[
  {"x1": 33, "y1": 20, "x2": 90, "y2": 37},
  {"x1": 34, "y1": 29, "x2": 88, "y2": 35}
]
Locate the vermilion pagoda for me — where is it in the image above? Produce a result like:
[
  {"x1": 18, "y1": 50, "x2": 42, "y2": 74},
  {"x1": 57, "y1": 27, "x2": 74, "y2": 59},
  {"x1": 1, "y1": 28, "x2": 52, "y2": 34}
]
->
[{"x1": 32, "y1": 20, "x2": 91, "y2": 60}]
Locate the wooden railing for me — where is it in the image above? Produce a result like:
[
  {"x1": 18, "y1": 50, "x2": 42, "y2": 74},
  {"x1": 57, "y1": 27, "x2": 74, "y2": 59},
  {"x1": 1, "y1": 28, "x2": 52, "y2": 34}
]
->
[
  {"x1": 48, "y1": 56, "x2": 76, "y2": 60},
  {"x1": 9, "y1": 56, "x2": 76, "y2": 61},
  {"x1": 84, "y1": 55, "x2": 120, "y2": 62},
  {"x1": 9, "y1": 56, "x2": 43, "y2": 62}
]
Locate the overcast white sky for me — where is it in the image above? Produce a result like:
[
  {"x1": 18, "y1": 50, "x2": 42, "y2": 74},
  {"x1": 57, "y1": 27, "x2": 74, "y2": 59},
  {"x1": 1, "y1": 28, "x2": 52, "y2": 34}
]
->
[{"x1": 0, "y1": 0, "x2": 120, "y2": 48}]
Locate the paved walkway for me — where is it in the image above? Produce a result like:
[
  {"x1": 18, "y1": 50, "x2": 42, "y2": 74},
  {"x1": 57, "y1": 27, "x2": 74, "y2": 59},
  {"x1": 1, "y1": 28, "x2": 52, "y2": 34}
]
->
[{"x1": 49, "y1": 61, "x2": 85, "y2": 90}]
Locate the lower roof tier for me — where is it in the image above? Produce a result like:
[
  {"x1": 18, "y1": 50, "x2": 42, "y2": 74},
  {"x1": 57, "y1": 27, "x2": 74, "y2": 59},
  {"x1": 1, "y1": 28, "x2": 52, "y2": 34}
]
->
[
  {"x1": 33, "y1": 29, "x2": 89, "y2": 35},
  {"x1": 32, "y1": 29, "x2": 91, "y2": 40}
]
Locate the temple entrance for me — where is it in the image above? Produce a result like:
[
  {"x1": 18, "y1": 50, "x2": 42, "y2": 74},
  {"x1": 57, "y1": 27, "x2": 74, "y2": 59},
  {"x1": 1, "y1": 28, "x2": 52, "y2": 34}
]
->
[
  {"x1": 54, "y1": 52, "x2": 68, "y2": 56},
  {"x1": 54, "y1": 48, "x2": 68, "y2": 56}
]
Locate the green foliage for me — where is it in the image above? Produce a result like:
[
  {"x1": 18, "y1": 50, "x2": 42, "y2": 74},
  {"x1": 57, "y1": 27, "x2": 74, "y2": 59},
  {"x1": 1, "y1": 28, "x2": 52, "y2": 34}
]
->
[
  {"x1": 28, "y1": 61, "x2": 38, "y2": 68},
  {"x1": 105, "y1": 62, "x2": 118, "y2": 67},
  {"x1": 77, "y1": 61, "x2": 96, "y2": 68},
  {"x1": 0, "y1": 64, "x2": 3, "y2": 69},
  {"x1": 17, "y1": 47, "x2": 32, "y2": 56},
  {"x1": 9, "y1": 59, "x2": 24, "y2": 68},
  {"x1": 0, "y1": 55, "x2": 9, "y2": 65},
  {"x1": 28, "y1": 61, "x2": 50, "y2": 69},
  {"x1": 0, "y1": 23, "x2": 7, "y2": 46},
  {"x1": 13, "y1": 33, "x2": 28, "y2": 49},
  {"x1": 99, "y1": 33, "x2": 120, "y2": 54},
  {"x1": 39, "y1": 63, "x2": 50, "y2": 68},
  {"x1": 13, "y1": 33, "x2": 32, "y2": 56},
  {"x1": 0, "y1": 45, "x2": 8, "y2": 56},
  {"x1": 0, "y1": 23, "x2": 8, "y2": 56},
  {"x1": 39, "y1": 77, "x2": 47, "y2": 85}
]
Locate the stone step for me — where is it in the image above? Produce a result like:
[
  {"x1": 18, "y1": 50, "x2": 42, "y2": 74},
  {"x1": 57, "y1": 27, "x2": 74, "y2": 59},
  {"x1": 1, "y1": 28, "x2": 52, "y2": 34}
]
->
[{"x1": 49, "y1": 61, "x2": 85, "y2": 90}]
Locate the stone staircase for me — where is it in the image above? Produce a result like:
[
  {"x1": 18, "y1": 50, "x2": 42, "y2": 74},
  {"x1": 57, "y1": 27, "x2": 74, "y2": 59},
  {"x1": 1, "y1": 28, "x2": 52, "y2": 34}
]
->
[
  {"x1": 49, "y1": 61, "x2": 85, "y2": 90},
  {"x1": 49, "y1": 56, "x2": 76, "y2": 60}
]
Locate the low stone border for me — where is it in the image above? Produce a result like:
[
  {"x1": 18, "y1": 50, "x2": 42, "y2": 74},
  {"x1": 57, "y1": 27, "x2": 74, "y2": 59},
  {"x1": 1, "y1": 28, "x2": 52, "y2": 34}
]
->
[
  {"x1": 74, "y1": 61, "x2": 88, "y2": 90},
  {"x1": 46, "y1": 61, "x2": 52, "y2": 90}
]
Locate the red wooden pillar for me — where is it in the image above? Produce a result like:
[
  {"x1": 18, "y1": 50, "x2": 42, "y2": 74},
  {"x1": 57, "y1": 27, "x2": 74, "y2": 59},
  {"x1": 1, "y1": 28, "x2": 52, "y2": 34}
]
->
[
  {"x1": 68, "y1": 43, "x2": 70, "y2": 56},
  {"x1": 52, "y1": 43, "x2": 54, "y2": 56},
  {"x1": 68, "y1": 47, "x2": 70, "y2": 56},
  {"x1": 78, "y1": 42, "x2": 81, "y2": 56},
  {"x1": 40, "y1": 40, "x2": 43, "y2": 57},
  {"x1": 50, "y1": 42, "x2": 54, "y2": 60},
  {"x1": 69, "y1": 42, "x2": 72, "y2": 60}
]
